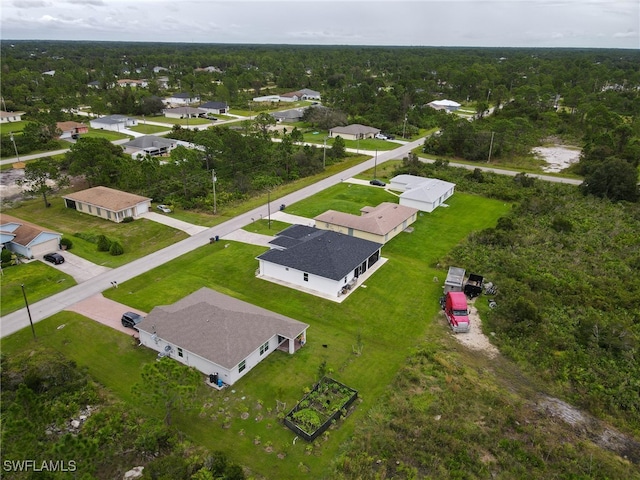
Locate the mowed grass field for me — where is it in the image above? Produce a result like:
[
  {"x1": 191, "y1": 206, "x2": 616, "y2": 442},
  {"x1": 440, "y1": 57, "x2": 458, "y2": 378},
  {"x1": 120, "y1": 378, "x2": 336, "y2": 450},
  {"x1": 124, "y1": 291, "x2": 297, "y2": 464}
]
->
[{"x1": 2, "y1": 185, "x2": 510, "y2": 478}]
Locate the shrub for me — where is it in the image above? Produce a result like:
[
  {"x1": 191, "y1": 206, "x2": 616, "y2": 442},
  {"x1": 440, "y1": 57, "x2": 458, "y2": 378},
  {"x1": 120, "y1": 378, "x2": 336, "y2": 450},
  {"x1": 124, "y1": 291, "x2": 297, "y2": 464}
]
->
[
  {"x1": 1, "y1": 248, "x2": 12, "y2": 265},
  {"x1": 109, "y1": 241, "x2": 124, "y2": 256},
  {"x1": 59, "y1": 237, "x2": 73, "y2": 250},
  {"x1": 122, "y1": 217, "x2": 134, "y2": 223},
  {"x1": 96, "y1": 235, "x2": 111, "y2": 252}
]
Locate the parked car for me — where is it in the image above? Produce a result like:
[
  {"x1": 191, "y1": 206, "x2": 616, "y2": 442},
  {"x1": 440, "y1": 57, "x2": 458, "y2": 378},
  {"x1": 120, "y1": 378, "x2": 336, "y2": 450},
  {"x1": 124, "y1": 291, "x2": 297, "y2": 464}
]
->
[
  {"x1": 157, "y1": 204, "x2": 172, "y2": 213},
  {"x1": 370, "y1": 179, "x2": 386, "y2": 187},
  {"x1": 43, "y1": 252, "x2": 65, "y2": 265},
  {"x1": 121, "y1": 311, "x2": 144, "y2": 329},
  {"x1": 375, "y1": 133, "x2": 388, "y2": 140}
]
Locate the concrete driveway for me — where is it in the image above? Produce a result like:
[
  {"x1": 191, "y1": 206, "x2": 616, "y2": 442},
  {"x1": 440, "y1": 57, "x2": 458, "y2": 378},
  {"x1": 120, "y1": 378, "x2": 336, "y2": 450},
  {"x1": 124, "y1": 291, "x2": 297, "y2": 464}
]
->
[
  {"x1": 139, "y1": 211, "x2": 209, "y2": 236},
  {"x1": 65, "y1": 293, "x2": 147, "y2": 336},
  {"x1": 39, "y1": 251, "x2": 111, "y2": 283}
]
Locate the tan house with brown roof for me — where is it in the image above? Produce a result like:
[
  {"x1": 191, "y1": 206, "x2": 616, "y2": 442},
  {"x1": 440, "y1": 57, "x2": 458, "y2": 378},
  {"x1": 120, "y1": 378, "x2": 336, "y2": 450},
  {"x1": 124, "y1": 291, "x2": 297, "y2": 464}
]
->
[
  {"x1": 136, "y1": 287, "x2": 309, "y2": 386},
  {"x1": 62, "y1": 186, "x2": 151, "y2": 223},
  {"x1": 314, "y1": 202, "x2": 418, "y2": 244},
  {"x1": 56, "y1": 121, "x2": 89, "y2": 139},
  {"x1": 0, "y1": 214, "x2": 62, "y2": 259}
]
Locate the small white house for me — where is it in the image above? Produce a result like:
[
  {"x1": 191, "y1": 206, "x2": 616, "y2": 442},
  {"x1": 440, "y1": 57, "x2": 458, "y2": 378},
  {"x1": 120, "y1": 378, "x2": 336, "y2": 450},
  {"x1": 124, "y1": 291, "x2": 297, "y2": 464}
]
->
[
  {"x1": 136, "y1": 287, "x2": 309, "y2": 386},
  {"x1": 89, "y1": 115, "x2": 137, "y2": 132},
  {"x1": 427, "y1": 99, "x2": 461, "y2": 112},
  {"x1": 257, "y1": 225, "x2": 383, "y2": 300},
  {"x1": 165, "y1": 92, "x2": 200, "y2": 105},
  {"x1": 199, "y1": 101, "x2": 228, "y2": 115},
  {"x1": 0, "y1": 111, "x2": 25, "y2": 123},
  {"x1": 329, "y1": 124, "x2": 380, "y2": 141},
  {"x1": 162, "y1": 106, "x2": 206, "y2": 119},
  {"x1": 388, "y1": 174, "x2": 456, "y2": 213},
  {"x1": 122, "y1": 135, "x2": 178, "y2": 158}
]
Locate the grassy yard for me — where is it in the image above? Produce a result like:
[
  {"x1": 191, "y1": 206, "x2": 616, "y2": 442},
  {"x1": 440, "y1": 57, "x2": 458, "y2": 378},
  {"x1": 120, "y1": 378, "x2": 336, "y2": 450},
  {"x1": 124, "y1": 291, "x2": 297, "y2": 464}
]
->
[
  {"x1": 0, "y1": 121, "x2": 28, "y2": 134},
  {"x1": 242, "y1": 218, "x2": 290, "y2": 235},
  {"x1": 127, "y1": 124, "x2": 171, "y2": 135},
  {"x1": 85, "y1": 129, "x2": 132, "y2": 141},
  {"x1": 0, "y1": 261, "x2": 77, "y2": 316},
  {"x1": 3, "y1": 198, "x2": 189, "y2": 268},
  {"x1": 1, "y1": 188, "x2": 509, "y2": 478}
]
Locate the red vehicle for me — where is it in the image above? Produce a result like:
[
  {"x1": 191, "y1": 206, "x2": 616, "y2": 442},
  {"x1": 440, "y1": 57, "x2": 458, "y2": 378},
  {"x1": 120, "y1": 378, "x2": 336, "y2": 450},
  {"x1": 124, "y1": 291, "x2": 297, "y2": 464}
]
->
[{"x1": 441, "y1": 291, "x2": 470, "y2": 333}]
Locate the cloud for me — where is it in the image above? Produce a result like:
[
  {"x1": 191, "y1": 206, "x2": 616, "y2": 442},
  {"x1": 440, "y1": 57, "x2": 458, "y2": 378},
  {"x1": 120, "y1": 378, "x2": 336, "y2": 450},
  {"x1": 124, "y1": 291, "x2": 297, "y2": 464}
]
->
[
  {"x1": 66, "y1": 0, "x2": 106, "y2": 5},
  {"x1": 613, "y1": 30, "x2": 637, "y2": 38},
  {"x1": 12, "y1": 0, "x2": 51, "y2": 8}
]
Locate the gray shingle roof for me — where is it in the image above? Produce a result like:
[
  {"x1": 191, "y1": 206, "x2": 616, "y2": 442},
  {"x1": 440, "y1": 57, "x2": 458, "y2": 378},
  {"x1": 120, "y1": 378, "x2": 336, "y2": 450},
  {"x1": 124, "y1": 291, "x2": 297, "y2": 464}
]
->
[
  {"x1": 136, "y1": 287, "x2": 308, "y2": 369},
  {"x1": 258, "y1": 226, "x2": 382, "y2": 280},
  {"x1": 123, "y1": 135, "x2": 175, "y2": 148},
  {"x1": 200, "y1": 101, "x2": 227, "y2": 109}
]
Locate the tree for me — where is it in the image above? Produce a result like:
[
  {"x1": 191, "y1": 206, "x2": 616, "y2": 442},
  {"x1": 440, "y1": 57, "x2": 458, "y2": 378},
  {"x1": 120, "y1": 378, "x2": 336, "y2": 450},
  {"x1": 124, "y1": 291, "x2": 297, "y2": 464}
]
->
[
  {"x1": 252, "y1": 112, "x2": 276, "y2": 138},
  {"x1": 17, "y1": 157, "x2": 69, "y2": 208},
  {"x1": 580, "y1": 158, "x2": 639, "y2": 202},
  {"x1": 132, "y1": 358, "x2": 201, "y2": 425},
  {"x1": 331, "y1": 136, "x2": 346, "y2": 158},
  {"x1": 65, "y1": 137, "x2": 126, "y2": 187}
]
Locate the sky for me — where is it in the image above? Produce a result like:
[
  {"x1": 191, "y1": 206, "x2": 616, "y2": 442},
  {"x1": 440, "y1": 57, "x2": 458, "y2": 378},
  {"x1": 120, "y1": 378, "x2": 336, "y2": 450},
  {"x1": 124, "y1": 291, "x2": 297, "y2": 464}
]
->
[{"x1": 1, "y1": 0, "x2": 638, "y2": 49}]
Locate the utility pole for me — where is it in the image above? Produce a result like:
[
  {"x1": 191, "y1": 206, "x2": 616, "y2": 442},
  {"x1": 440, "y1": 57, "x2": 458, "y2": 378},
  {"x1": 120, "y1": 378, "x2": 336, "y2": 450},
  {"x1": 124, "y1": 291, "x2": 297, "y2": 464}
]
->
[
  {"x1": 21, "y1": 284, "x2": 36, "y2": 340},
  {"x1": 267, "y1": 190, "x2": 271, "y2": 229},
  {"x1": 374, "y1": 149, "x2": 378, "y2": 179},
  {"x1": 9, "y1": 132, "x2": 20, "y2": 161},
  {"x1": 323, "y1": 137, "x2": 327, "y2": 169},
  {"x1": 212, "y1": 169, "x2": 217, "y2": 214},
  {"x1": 487, "y1": 131, "x2": 495, "y2": 164},
  {"x1": 402, "y1": 115, "x2": 408, "y2": 139}
]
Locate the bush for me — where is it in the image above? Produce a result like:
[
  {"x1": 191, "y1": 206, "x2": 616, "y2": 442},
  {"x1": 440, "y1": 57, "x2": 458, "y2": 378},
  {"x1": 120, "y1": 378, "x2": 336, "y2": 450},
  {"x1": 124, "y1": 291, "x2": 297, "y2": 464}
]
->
[
  {"x1": 96, "y1": 235, "x2": 111, "y2": 252},
  {"x1": 1, "y1": 248, "x2": 12, "y2": 265},
  {"x1": 109, "y1": 241, "x2": 124, "y2": 256},
  {"x1": 122, "y1": 217, "x2": 134, "y2": 223},
  {"x1": 59, "y1": 237, "x2": 73, "y2": 250}
]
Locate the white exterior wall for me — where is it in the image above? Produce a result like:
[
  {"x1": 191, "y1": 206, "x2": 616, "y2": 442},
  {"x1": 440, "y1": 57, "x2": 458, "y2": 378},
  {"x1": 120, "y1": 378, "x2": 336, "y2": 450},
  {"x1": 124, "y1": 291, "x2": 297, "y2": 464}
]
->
[
  {"x1": 400, "y1": 197, "x2": 436, "y2": 213},
  {"x1": 134, "y1": 202, "x2": 150, "y2": 215},
  {"x1": 138, "y1": 329, "x2": 282, "y2": 386},
  {"x1": 30, "y1": 234, "x2": 61, "y2": 257},
  {"x1": 259, "y1": 260, "x2": 345, "y2": 297}
]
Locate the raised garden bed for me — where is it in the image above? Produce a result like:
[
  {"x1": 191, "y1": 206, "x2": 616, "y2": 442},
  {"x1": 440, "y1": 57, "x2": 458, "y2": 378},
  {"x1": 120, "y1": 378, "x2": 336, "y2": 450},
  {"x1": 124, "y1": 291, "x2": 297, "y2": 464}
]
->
[{"x1": 284, "y1": 376, "x2": 358, "y2": 441}]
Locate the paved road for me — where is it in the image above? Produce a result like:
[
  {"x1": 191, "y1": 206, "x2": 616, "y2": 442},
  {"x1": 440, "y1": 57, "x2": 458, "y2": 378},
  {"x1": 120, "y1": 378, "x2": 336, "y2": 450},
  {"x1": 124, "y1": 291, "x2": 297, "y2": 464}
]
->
[{"x1": 0, "y1": 137, "x2": 424, "y2": 338}]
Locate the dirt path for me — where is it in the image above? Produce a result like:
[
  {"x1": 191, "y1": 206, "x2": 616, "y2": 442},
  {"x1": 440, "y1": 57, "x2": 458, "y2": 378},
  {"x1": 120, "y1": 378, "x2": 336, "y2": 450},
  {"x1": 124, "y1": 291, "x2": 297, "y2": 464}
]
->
[{"x1": 447, "y1": 299, "x2": 640, "y2": 466}]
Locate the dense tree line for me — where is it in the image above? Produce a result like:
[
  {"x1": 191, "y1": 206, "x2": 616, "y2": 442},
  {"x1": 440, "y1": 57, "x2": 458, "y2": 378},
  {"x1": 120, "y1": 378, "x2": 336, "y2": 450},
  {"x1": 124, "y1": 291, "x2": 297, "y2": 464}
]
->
[
  {"x1": 2, "y1": 41, "x2": 638, "y2": 153},
  {"x1": 60, "y1": 124, "x2": 343, "y2": 210}
]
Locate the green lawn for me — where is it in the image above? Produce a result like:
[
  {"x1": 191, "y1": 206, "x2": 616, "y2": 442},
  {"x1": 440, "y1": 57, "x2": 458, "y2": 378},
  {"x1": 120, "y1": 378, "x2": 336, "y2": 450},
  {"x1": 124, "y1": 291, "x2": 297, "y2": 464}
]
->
[
  {"x1": 134, "y1": 115, "x2": 213, "y2": 126},
  {"x1": 242, "y1": 218, "x2": 290, "y2": 235},
  {"x1": 0, "y1": 261, "x2": 77, "y2": 316},
  {"x1": 1, "y1": 189, "x2": 510, "y2": 477},
  {"x1": 3, "y1": 198, "x2": 189, "y2": 268},
  {"x1": 0, "y1": 121, "x2": 28, "y2": 134},
  {"x1": 127, "y1": 124, "x2": 171, "y2": 134},
  {"x1": 85, "y1": 129, "x2": 132, "y2": 141}
]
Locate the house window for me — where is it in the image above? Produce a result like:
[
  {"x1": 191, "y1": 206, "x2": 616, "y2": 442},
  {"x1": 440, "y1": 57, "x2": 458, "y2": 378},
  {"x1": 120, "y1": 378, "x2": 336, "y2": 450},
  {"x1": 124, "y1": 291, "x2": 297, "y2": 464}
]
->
[
  {"x1": 107, "y1": 211, "x2": 111, "y2": 219},
  {"x1": 260, "y1": 341, "x2": 269, "y2": 355},
  {"x1": 96, "y1": 207, "x2": 101, "y2": 216},
  {"x1": 344, "y1": 277, "x2": 347, "y2": 284},
  {"x1": 77, "y1": 204, "x2": 82, "y2": 211},
  {"x1": 303, "y1": 273, "x2": 309, "y2": 282},
  {"x1": 177, "y1": 348, "x2": 183, "y2": 358},
  {"x1": 239, "y1": 360, "x2": 246, "y2": 373},
  {"x1": 87, "y1": 205, "x2": 92, "y2": 213}
]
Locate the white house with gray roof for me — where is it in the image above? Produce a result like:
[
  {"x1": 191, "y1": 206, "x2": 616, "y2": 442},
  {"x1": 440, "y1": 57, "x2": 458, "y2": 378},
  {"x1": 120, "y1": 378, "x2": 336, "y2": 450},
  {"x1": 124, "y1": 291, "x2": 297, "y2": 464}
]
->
[
  {"x1": 122, "y1": 135, "x2": 178, "y2": 158},
  {"x1": 165, "y1": 92, "x2": 200, "y2": 105},
  {"x1": 329, "y1": 124, "x2": 380, "y2": 141},
  {"x1": 388, "y1": 174, "x2": 456, "y2": 213},
  {"x1": 257, "y1": 225, "x2": 383, "y2": 299},
  {"x1": 89, "y1": 114, "x2": 137, "y2": 132},
  {"x1": 135, "y1": 287, "x2": 309, "y2": 386}
]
